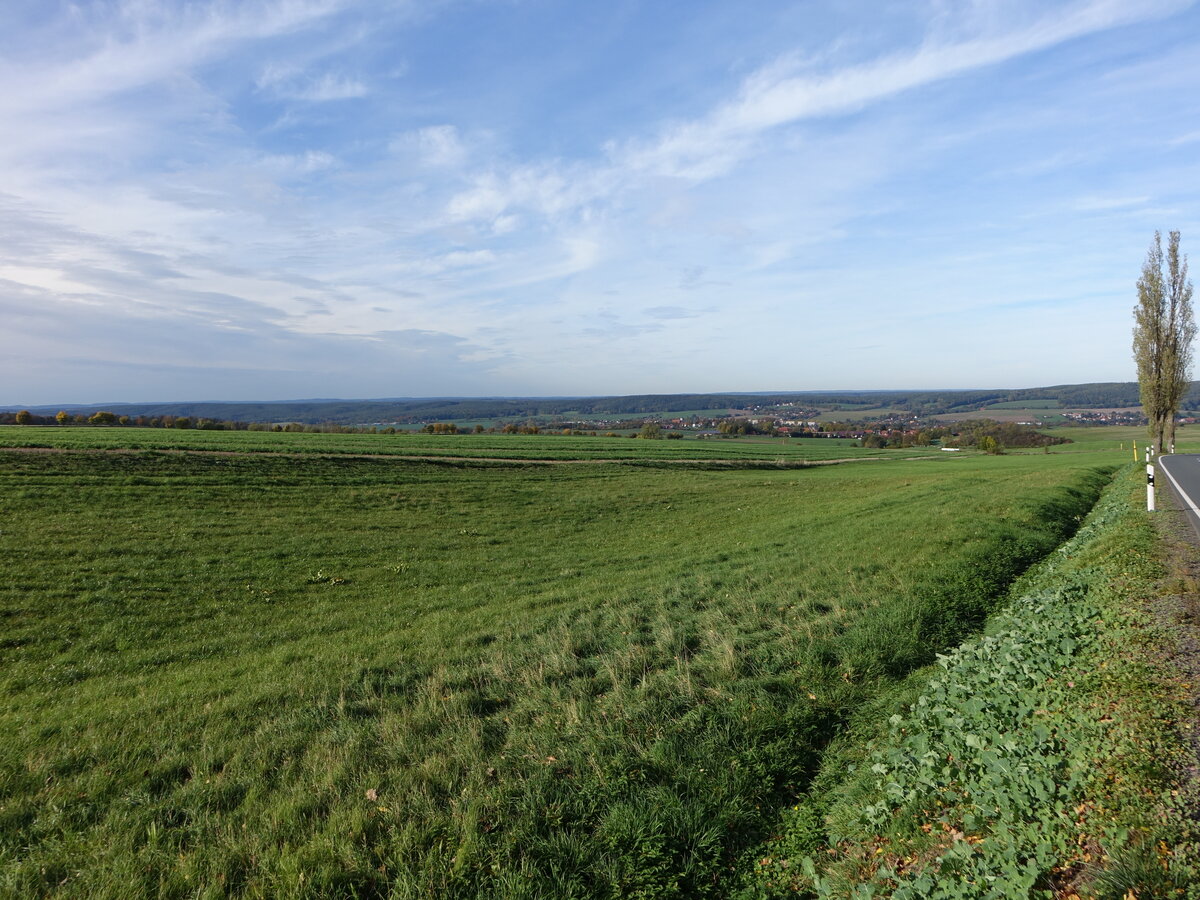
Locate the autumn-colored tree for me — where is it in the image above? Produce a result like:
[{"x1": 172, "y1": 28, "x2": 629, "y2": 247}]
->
[
  {"x1": 15, "y1": 409, "x2": 31, "y2": 425},
  {"x1": 55, "y1": 410, "x2": 69, "y2": 425},
  {"x1": 638, "y1": 423, "x2": 662, "y2": 439}
]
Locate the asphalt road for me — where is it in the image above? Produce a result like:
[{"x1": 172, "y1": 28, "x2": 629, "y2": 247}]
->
[{"x1": 1158, "y1": 454, "x2": 1200, "y2": 539}]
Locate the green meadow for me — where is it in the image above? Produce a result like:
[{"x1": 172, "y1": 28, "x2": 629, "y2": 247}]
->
[
  {"x1": 1039, "y1": 422, "x2": 1200, "y2": 455},
  {"x1": 0, "y1": 427, "x2": 887, "y2": 463},
  {"x1": 0, "y1": 433, "x2": 1121, "y2": 897}
]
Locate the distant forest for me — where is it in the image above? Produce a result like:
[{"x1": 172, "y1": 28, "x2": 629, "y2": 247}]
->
[{"x1": 11, "y1": 382, "x2": 1200, "y2": 426}]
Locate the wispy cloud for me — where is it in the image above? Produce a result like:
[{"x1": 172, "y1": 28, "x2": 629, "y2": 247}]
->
[
  {"x1": 444, "y1": 162, "x2": 618, "y2": 228},
  {"x1": 430, "y1": 0, "x2": 1188, "y2": 239},
  {"x1": 258, "y1": 150, "x2": 339, "y2": 175},
  {"x1": 392, "y1": 125, "x2": 469, "y2": 167},
  {"x1": 645, "y1": 305, "x2": 702, "y2": 320},
  {"x1": 0, "y1": 1, "x2": 350, "y2": 116},
  {"x1": 259, "y1": 68, "x2": 369, "y2": 101},
  {"x1": 618, "y1": 0, "x2": 1189, "y2": 180},
  {"x1": 1074, "y1": 194, "x2": 1151, "y2": 212}
]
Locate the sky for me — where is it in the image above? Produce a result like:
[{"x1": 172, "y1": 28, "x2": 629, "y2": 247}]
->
[{"x1": 3, "y1": 0, "x2": 1200, "y2": 405}]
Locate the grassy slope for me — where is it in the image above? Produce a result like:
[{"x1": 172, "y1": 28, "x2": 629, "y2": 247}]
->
[
  {"x1": 1, "y1": 443, "x2": 1109, "y2": 899},
  {"x1": 739, "y1": 464, "x2": 1200, "y2": 898},
  {"x1": 1041, "y1": 423, "x2": 1200, "y2": 454}
]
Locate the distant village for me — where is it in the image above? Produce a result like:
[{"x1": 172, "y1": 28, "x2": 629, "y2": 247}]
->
[
  {"x1": 540, "y1": 403, "x2": 1151, "y2": 442},
  {"x1": 0, "y1": 401, "x2": 1154, "y2": 444}
]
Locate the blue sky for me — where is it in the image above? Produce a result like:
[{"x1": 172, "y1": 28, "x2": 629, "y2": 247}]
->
[{"x1": 3, "y1": 0, "x2": 1199, "y2": 404}]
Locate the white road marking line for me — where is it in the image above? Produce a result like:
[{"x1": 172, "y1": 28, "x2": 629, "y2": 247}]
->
[{"x1": 1159, "y1": 457, "x2": 1200, "y2": 514}]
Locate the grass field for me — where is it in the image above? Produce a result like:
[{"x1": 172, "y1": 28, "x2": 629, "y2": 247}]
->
[
  {"x1": 934, "y1": 409, "x2": 1068, "y2": 424},
  {"x1": 1042, "y1": 423, "x2": 1200, "y2": 453},
  {"x1": 982, "y1": 399, "x2": 1060, "y2": 410},
  {"x1": 0, "y1": 427, "x2": 900, "y2": 464},
  {"x1": 0, "y1": 435, "x2": 1117, "y2": 897}
]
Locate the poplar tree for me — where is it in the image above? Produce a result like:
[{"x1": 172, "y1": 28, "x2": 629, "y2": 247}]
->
[{"x1": 1134, "y1": 230, "x2": 1195, "y2": 454}]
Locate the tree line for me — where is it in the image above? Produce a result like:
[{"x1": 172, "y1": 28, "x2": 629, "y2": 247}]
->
[
  {"x1": 15, "y1": 382, "x2": 1200, "y2": 428},
  {"x1": 0, "y1": 409, "x2": 387, "y2": 433}
]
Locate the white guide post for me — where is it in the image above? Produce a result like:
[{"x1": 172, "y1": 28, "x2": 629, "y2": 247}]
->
[{"x1": 1147, "y1": 449, "x2": 1156, "y2": 512}]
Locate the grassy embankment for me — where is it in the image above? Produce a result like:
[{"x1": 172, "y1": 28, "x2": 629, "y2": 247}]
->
[
  {"x1": 0, "y1": 433, "x2": 1118, "y2": 897},
  {"x1": 739, "y1": 461, "x2": 1200, "y2": 898}
]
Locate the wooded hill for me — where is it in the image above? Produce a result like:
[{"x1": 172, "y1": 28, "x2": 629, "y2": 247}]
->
[{"x1": 11, "y1": 382, "x2": 1198, "y2": 425}]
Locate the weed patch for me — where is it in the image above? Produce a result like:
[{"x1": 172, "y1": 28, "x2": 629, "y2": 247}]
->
[{"x1": 740, "y1": 465, "x2": 1200, "y2": 898}]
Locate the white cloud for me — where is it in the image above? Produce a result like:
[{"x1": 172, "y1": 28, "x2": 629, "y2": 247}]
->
[
  {"x1": 1169, "y1": 129, "x2": 1200, "y2": 146},
  {"x1": 290, "y1": 72, "x2": 369, "y2": 101},
  {"x1": 446, "y1": 178, "x2": 509, "y2": 222},
  {"x1": 443, "y1": 162, "x2": 619, "y2": 229},
  {"x1": 645, "y1": 305, "x2": 701, "y2": 320},
  {"x1": 0, "y1": 0, "x2": 350, "y2": 117},
  {"x1": 1074, "y1": 194, "x2": 1151, "y2": 211},
  {"x1": 412, "y1": 125, "x2": 468, "y2": 167},
  {"x1": 491, "y1": 214, "x2": 519, "y2": 235},
  {"x1": 257, "y1": 62, "x2": 367, "y2": 101},
  {"x1": 619, "y1": 0, "x2": 1190, "y2": 179},
  {"x1": 440, "y1": 249, "x2": 496, "y2": 268},
  {"x1": 258, "y1": 150, "x2": 338, "y2": 175},
  {"x1": 563, "y1": 237, "x2": 601, "y2": 272},
  {"x1": 256, "y1": 61, "x2": 301, "y2": 91},
  {"x1": 432, "y1": 0, "x2": 1186, "y2": 242}
]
